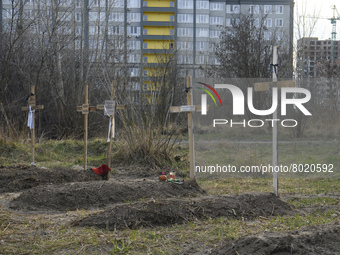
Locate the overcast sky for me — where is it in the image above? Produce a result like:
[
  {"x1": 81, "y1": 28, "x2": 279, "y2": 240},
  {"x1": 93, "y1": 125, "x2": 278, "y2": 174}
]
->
[{"x1": 295, "y1": 0, "x2": 340, "y2": 40}]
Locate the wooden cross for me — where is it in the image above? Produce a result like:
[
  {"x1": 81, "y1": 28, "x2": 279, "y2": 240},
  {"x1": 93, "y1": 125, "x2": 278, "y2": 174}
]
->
[
  {"x1": 170, "y1": 76, "x2": 206, "y2": 180},
  {"x1": 76, "y1": 82, "x2": 126, "y2": 171},
  {"x1": 21, "y1": 86, "x2": 44, "y2": 165},
  {"x1": 105, "y1": 81, "x2": 126, "y2": 173},
  {"x1": 254, "y1": 46, "x2": 295, "y2": 196}
]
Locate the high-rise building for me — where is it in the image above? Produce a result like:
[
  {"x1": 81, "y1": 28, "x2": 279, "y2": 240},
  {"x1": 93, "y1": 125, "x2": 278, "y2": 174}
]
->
[
  {"x1": 296, "y1": 37, "x2": 340, "y2": 78},
  {"x1": 1, "y1": 0, "x2": 295, "y2": 102}
]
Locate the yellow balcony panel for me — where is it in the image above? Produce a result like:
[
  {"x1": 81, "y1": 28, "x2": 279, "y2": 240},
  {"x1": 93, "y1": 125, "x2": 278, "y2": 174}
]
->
[
  {"x1": 143, "y1": 67, "x2": 169, "y2": 76},
  {"x1": 143, "y1": 0, "x2": 175, "y2": 8},
  {"x1": 143, "y1": 54, "x2": 172, "y2": 63},
  {"x1": 143, "y1": 12, "x2": 175, "y2": 22},
  {"x1": 143, "y1": 26, "x2": 174, "y2": 36},
  {"x1": 143, "y1": 40, "x2": 175, "y2": 50}
]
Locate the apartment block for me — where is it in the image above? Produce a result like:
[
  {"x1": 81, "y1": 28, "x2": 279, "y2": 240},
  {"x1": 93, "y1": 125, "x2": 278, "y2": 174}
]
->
[
  {"x1": 297, "y1": 37, "x2": 340, "y2": 78},
  {"x1": 1, "y1": 0, "x2": 294, "y2": 101}
]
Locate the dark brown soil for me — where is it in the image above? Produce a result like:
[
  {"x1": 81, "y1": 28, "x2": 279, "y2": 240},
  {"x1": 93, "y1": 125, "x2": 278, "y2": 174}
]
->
[
  {"x1": 72, "y1": 193, "x2": 295, "y2": 230},
  {"x1": 0, "y1": 164, "x2": 102, "y2": 193},
  {"x1": 213, "y1": 222, "x2": 340, "y2": 255},
  {"x1": 9, "y1": 179, "x2": 205, "y2": 212}
]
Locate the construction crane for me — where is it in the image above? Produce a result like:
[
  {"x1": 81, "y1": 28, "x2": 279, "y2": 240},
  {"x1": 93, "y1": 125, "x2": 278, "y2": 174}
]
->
[{"x1": 329, "y1": 5, "x2": 340, "y2": 59}]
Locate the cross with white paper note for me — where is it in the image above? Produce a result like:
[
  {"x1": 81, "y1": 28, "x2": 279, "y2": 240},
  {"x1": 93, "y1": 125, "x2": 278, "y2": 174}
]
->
[
  {"x1": 170, "y1": 76, "x2": 207, "y2": 180},
  {"x1": 21, "y1": 86, "x2": 44, "y2": 165}
]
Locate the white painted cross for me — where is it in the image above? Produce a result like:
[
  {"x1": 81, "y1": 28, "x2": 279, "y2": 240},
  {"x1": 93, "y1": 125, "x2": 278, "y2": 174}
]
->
[{"x1": 254, "y1": 46, "x2": 295, "y2": 196}]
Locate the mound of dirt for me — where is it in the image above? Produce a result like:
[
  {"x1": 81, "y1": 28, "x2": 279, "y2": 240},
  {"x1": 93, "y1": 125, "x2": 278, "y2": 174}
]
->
[
  {"x1": 0, "y1": 165, "x2": 102, "y2": 193},
  {"x1": 213, "y1": 222, "x2": 340, "y2": 255},
  {"x1": 9, "y1": 179, "x2": 205, "y2": 212},
  {"x1": 72, "y1": 193, "x2": 295, "y2": 230}
]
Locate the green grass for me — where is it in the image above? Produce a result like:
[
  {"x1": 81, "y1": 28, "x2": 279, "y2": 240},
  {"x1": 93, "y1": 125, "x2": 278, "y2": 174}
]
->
[
  {"x1": 195, "y1": 141, "x2": 340, "y2": 178},
  {"x1": 197, "y1": 177, "x2": 340, "y2": 195},
  {"x1": 0, "y1": 138, "x2": 110, "y2": 168}
]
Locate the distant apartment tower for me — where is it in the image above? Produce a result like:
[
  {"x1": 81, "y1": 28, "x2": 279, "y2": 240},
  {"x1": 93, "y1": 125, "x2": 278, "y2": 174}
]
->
[
  {"x1": 1, "y1": 0, "x2": 295, "y2": 98},
  {"x1": 297, "y1": 37, "x2": 340, "y2": 78}
]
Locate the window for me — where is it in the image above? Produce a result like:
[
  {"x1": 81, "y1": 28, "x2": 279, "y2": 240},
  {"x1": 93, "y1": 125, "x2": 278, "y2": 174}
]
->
[
  {"x1": 143, "y1": 57, "x2": 148, "y2": 63},
  {"x1": 251, "y1": 18, "x2": 259, "y2": 27},
  {"x1": 143, "y1": 1, "x2": 148, "y2": 7},
  {"x1": 275, "y1": 5, "x2": 283, "y2": 14},
  {"x1": 143, "y1": 70, "x2": 148, "y2": 76},
  {"x1": 275, "y1": 19, "x2": 283, "y2": 27},
  {"x1": 197, "y1": 14, "x2": 209, "y2": 23},
  {"x1": 226, "y1": 18, "x2": 239, "y2": 27},
  {"x1": 169, "y1": 43, "x2": 174, "y2": 49},
  {"x1": 128, "y1": 0, "x2": 141, "y2": 8},
  {"x1": 170, "y1": 1, "x2": 174, "y2": 7},
  {"x1": 196, "y1": 55, "x2": 205, "y2": 64},
  {"x1": 127, "y1": 13, "x2": 141, "y2": 22},
  {"x1": 110, "y1": 13, "x2": 124, "y2": 22},
  {"x1": 210, "y1": 30, "x2": 221, "y2": 38},
  {"x1": 169, "y1": 29, "x2": 174, "y2": 35},
  {"x1": 264, "y1": 18, "x2": 272, "y2": 27},
  {"x1": 177, "y1": 41, "x2": 193, "y2": 50},
  {"x1": 226, "y1": 5, "x2": 240, "y2": 13},
  {"x1": 127, "y1": 26, "x2": 141, "y2": 36},
  {"x1": 127, "y1": 41, "x2": 141, "y2": 49},
  {"x1": 113, "y1": 0, "x2": 124, "y2": 8},
  {"x1": 197, "y1": 1, "x2": 209, "y2": 9},
  {"x1": 130, "y1": 68, "x2": 139, "y2": 77},
  {"x1": 143, "y1": 15, "x2": 148, "y2": 21},
  {"x1": 264, "y1": 5, "x2": 272, "y2": 14},
  {"x1": 170, "y1": 15, "x2": 174, "y2": 22},
  {"x1": 128, "y1": 54, "x2": 139, "y2": 63},
  {"x1": 178, "y1": 14, "x2": 193, "y2": 23},
  {"x1": 178, "y1": 0, "x2": 193, "y2": 9},
  {"x1": 76, "y1": 12, "x2": 81, "y2": 21},
  {"x1": 210, "y1": 16, "x2": 223, "y2": 25},
  {"x1": 264, "y1": 31, "x2": 272, "y2": 40},
  {"x1": 276, "y1": 32, "x2": 283, "y2": 41},
  {"x1": 177, "y1": 27, "x2": 193, "y2": 37},
  {"x1": 143, "y1": 29, "x2": 147, "y2": 35},
  {"x1": 196, "y1": 41, "x2": 208, "y2": 51},
  {"x1": 110, "y1": 26, "x2": 122, "y2": 35},
  {"x1": 250, "y1": 5, "x2": 259, "y2": 14},
  {"x1": 143, "y1": 43, "x2": 148, "y2": 49},
  {"x1": 210, "y1": 3, "x2": 223, "y2": 11},
  {"x1": 196, "y1": 28, "x2": 209, "y2": 37}
]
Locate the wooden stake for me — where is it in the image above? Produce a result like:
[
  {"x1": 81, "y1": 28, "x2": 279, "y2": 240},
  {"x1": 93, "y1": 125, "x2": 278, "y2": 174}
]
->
[
  {"x1": 21, "y1": 86, "x2": 44, "y2": 165},
  {"x1": 84, "y1": 83, "x2": 88, "y2": 171},
  {"x1": 187, "y1": 76, "x2": 195, "y2": 180},
  {"x1": 107, "y1": 80, "x2": 116, "y2": 170}
]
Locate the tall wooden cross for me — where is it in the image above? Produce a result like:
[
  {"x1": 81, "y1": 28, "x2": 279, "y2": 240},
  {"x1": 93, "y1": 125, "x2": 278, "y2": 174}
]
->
[
  {"x1": 21, "y1": 86, "x2": 44, "y2": 165},
  {"x1": 105, "y1": 81, "x2": 126, "y2": 172},
  {"x1": 170, "y1": 76, "x2": 206, "y2": 180},
  {"x1": 76, "y1": 82, "x2": 126, "y2": 171},
  {"x1": 254, "y1": 46, "x2": 295, "y2": 196}
]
